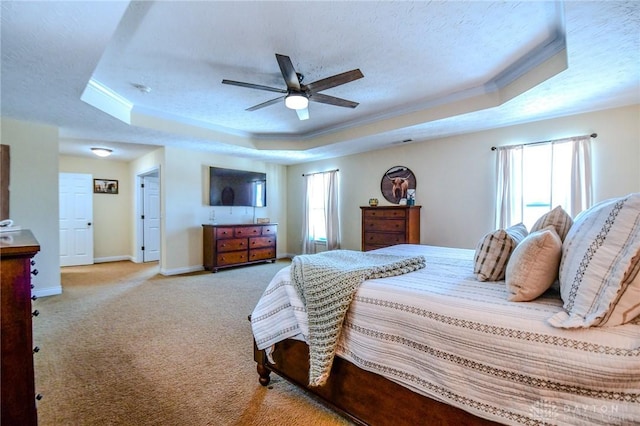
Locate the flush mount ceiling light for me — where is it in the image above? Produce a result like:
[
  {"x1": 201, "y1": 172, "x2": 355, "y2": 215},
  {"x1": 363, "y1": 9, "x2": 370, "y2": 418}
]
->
[
  {"x1": 91, "y1": 147, "x2": 113, "y2": 157},
  {"x1": 131, "y1": 83, "x2": 151, "y2": 93},
  {"x1": 284, "y1": 93, "x2": 309, "y2": 110}
]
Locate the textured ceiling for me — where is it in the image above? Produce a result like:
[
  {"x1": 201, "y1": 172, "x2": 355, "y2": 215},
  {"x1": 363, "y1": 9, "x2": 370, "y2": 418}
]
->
[{"x1": 1, "y1": 1, "x2": 638, "y2": 164}]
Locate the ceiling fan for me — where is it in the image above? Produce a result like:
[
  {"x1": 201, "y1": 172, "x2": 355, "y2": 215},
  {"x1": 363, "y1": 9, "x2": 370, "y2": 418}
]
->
[{"x1": 222, "y1": 54, "x2": 363, "y2": 120}]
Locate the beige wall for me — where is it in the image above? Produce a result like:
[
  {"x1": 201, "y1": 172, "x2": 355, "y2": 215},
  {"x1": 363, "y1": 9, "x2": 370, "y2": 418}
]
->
[
  {"x1": 59, "y1": 155, "x2": 133, "y2": 262},
  {"x1": 285, "y1": 104, "x2": 640, "y2": 254},
  {"x1": 1, "y1": 118, "x2": 61, "y2": 296},
  {"x1": 130, "y1": 146, "x2": 288, "y2": 275},
  {"x1": 3, "y1": 104, "x2": 638, "y2": 294},
  {"x1": 58, "y1": 145, "x2": 287, "y2": 276}
]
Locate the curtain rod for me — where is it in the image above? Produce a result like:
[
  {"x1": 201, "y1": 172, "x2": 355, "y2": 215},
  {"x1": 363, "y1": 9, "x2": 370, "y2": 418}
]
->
[
  {"x1": 302, "y1": 168, "x2": 339, "y2": 177},
  {"x1": 491, "y1": 133, "x2": 597, "y2": 151}
]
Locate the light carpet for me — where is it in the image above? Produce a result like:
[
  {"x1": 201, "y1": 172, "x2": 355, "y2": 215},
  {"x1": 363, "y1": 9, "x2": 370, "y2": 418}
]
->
[{"x1": 32, "y1": 260, "x2": 351, "y2": 426}]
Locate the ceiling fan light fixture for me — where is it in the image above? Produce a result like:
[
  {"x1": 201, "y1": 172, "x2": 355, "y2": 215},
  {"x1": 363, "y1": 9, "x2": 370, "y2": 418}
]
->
[
  {"x1": 91, "y1": 147, "x2": 113, "y2": 157},
  {"x1": 285, "y1": 93, "x2": 308, "y2": 110}
]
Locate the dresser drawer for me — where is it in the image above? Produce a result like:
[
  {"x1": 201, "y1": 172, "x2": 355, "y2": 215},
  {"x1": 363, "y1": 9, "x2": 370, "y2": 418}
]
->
[
  {"x1": 364, "y1": 219, "x2": 406, "y2": 232},
  {"x1": 261, "y1": 225, "x2": 277, "y2": 235},
  {"x1": 364, "y1": 232, "x2": 406, "y2": 246},
  {"x1": 249, "y1": 247, "x2": 275, "y2": 261},
  {"x1": 216, "y1": 251, "x2": 248, "y2": 266},
  {"x1": 217, "y1": 238, "x2": 247, "y2": 252},
  {"x1": 215, "y1": 227, "x2": 235, "y2": 239},
  {"x1": 363, "y1": 209, "x2": 407, "y2": 219},
  {"x1": 234, "y1": 226, "x2": 262, "y2": 237},
  {"x1": 250, "y1": 236, "x2": 276, "y2": 249}
]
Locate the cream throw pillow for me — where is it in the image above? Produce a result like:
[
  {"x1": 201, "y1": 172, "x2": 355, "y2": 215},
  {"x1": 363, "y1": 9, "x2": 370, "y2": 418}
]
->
[
  {"x1": 505, "y1": 227, "x2": 562, "y2": 302},
  {"x1": 474, "y1": 223, "x2": 528, "y2": 281},
  {"x1": 531, "y1": 205, "x2": 573, "y2": 241},
  {"x1": 549, "y1": 193, "x2": 640, "y2": 328}
]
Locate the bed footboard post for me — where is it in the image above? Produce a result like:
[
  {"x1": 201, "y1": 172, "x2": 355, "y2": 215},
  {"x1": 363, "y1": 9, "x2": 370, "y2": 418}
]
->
[
  {"x1": 253, "y1": 340, "x2": 271, "y2": 386},
  {"x1": 249, "y1": 314, "x2": 271, "y2": 386}
]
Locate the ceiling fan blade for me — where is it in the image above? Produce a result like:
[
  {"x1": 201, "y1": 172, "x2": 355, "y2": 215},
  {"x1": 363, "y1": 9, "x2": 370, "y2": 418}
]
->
[
  {"x1": 275, "y1": 54, "x2": 301, "y2": 91},
  {"x1": 296, "y1": 108, "x2": 309, "y2": 121},
  {"x1": 246, "y1": 96, "x2": 285, "y2": 111},
  {"x1": 222, "y1": 79, "x2": 287, "y2": 94},
  {"x1": 304, "y1": 69, "x2": 364, "y2": 93},
  {"x1": 308, "y1": 92, "x2": 359, "y2": 108}
]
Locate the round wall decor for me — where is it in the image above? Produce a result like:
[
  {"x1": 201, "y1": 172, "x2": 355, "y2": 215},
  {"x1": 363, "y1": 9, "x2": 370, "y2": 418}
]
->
[{"x1": 380, "y1": 166, "x2": 416, "y2": 204}]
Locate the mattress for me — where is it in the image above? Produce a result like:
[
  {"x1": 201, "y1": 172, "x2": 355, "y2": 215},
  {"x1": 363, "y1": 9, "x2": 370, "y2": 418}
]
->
[{"x1": 251, "y1": 244, "x2": 640, "y2": 425}]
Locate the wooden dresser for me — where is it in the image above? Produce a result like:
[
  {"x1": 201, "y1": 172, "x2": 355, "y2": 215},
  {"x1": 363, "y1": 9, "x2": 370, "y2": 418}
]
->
[
  {"x1": 361, "y1": 206, "x2": 421, "y2": 251},
  {"x1": 1, "y1": 229, "x2": 40, "y2": 426},
  {"x1": 203, "y1": 223, "x2": 277, "y2": 272}
]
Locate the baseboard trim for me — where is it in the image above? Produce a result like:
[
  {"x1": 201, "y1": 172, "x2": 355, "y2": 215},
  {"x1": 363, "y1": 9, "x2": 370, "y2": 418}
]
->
[
  {"x1": 160, "y1": 265, "x2": 204, "y2": 276},
  {"x1": 34, "y1": 286, "x2": 62, "y2": 297},
  {"x1": 94, "y1": 255, "x2": 133, "y2": 263}
]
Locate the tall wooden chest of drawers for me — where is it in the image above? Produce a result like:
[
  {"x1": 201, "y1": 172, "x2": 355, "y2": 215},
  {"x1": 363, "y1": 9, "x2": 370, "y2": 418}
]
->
[
  {"x1": 202, "y1": 223, "x2": 277, "y2": 272},
  {"x1": 1, "y1": 229, "x2": 40, "y2": 426},
  {"x1": 361, "y1": 206, "x2": 421, "y2": 251}
]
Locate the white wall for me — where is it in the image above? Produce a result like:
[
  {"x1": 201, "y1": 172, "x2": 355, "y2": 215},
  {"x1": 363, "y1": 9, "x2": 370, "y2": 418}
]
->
[
  {"x1": 1, "y1": 118, "x2": 61, "y2": 296},
  {"x1": 129, "y1": 148, "x2": 163, "y2": 263},
  {"x1": 285, "y1": 105, "x2": 640, "y2": 254},
  {"x1": 59, "y1": 155, "x2": 133, "y2": 262}
]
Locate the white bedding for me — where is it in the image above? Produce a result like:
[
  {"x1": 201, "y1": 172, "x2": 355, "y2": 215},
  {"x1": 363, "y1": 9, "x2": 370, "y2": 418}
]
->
[{"x1": 251, "y1": 244, "x2": 640, "y2": 425}]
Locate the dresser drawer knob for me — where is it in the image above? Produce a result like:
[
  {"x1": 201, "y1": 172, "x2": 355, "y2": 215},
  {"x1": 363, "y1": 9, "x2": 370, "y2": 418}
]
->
[
  {"x1": 33, "y1": 346, "x2": 40, "y2": 353},
  {"x1": 31, "y1": 268, "x2": 39, "y2": 276},
  {"x1": 32, "y1": 309, "x2": 40, "y2": 317},
  {"x1": 31, "y1": 295, "x2": 38, "y2": 301},
  {"x1": 36, "y1": 394, "x2": 43, "y2": 401}
]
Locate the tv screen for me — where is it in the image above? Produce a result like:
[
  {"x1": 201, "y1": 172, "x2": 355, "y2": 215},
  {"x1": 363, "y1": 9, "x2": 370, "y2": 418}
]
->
[{"x1": 209, "y1": 167, "x2": 267, "y2": 207}]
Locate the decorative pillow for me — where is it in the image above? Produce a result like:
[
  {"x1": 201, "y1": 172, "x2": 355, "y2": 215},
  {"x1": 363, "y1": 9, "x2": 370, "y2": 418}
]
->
[
  {"x1": 548, "y1": 193, "x2": 640, "y2": 328},
  {"x1": 474, "y1": 223, "x2": 528, "y2": 281},
  {"x1": 602, "y1": 267, "x2": 640, "y2": 326},
  {"x1": 530, "y1": 205, "x2": 573, "y2": 241},
  {"x1": 505, "y1": 227, "x2": 562, "y2": 302}
]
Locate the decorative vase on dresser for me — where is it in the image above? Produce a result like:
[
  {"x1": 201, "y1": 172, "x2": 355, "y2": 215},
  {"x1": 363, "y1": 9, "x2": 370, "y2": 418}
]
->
[
  {"x1": 1, "y1": 229, "x2": 41, "y2": 426},
  {"x1": 202, "y1": 223, "x2": 277, "y2": 272},
  {"x1": 361, "y1": 205, "x2": 421, "y2": 251}
]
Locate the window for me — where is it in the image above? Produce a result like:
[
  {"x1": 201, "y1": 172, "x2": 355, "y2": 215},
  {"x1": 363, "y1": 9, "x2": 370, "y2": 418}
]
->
[
  {"x1": 302, "y1": 170, "x2": 340, "y2": 254},
  {"x1": 495, "y1": 135, "x2": 593, "y2": 229},
  {"x1": 306, "y1": 173, "x2": 328, "y2": 241},
  {"x1": 253, "y1": 180, "x2": 265, "y2": 207}
]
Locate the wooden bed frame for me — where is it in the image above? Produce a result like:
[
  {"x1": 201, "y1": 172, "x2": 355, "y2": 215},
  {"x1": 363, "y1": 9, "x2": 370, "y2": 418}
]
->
[{"x1": 253, "y1": 337, "x2": 501, "y2": 425}]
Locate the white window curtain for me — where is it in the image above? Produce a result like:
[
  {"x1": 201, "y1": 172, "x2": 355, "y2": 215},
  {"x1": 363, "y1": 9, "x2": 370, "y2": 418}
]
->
[
  {"x1": 495, "y1": 145, "x2": 523, "y2": 229},
  {"x1": 495, "y1": 135, "x2": 593, "y2": 229},
  {"x1": 302, "y1": 170, "x2": 341, "y2": 254}
]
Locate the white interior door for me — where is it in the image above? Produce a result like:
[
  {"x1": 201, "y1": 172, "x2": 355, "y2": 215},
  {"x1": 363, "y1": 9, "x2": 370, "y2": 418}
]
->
[
  {"x1": 142, "y1": 175, "x2": 160, "y2": 262},
  {"x1": 59, "y1": 173, "x2": 94, "y2": 266}
]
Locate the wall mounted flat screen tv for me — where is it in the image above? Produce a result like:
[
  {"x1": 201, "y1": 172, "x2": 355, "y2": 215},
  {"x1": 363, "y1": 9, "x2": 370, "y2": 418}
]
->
[{"x1": 209, "y1": 167, "x2": 267, "y2": 207}]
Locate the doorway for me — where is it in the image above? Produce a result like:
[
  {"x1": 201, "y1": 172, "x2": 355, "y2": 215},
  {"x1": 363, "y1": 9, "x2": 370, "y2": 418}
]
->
[
  {"x1": 137, "y1": 169, "x2": 161, "y2": 263},
  {"x1": 59, "y1": 172, "x2": 94, "y2": 266}
]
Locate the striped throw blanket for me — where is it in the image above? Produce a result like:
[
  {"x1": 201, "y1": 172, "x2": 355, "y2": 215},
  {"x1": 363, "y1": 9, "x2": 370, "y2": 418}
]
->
[{"x1": 291, "y1": 249, "x2": 426, "y2": 386}]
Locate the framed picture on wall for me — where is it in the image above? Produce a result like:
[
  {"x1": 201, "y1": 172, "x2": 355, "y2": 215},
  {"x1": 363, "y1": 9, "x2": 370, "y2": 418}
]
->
[
  {"x1": 380, "y1": 166, "x2": 416, "y2": 204},
  {"x1": 94, "y1": 178, "x2": 118, "y2": 194}
]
